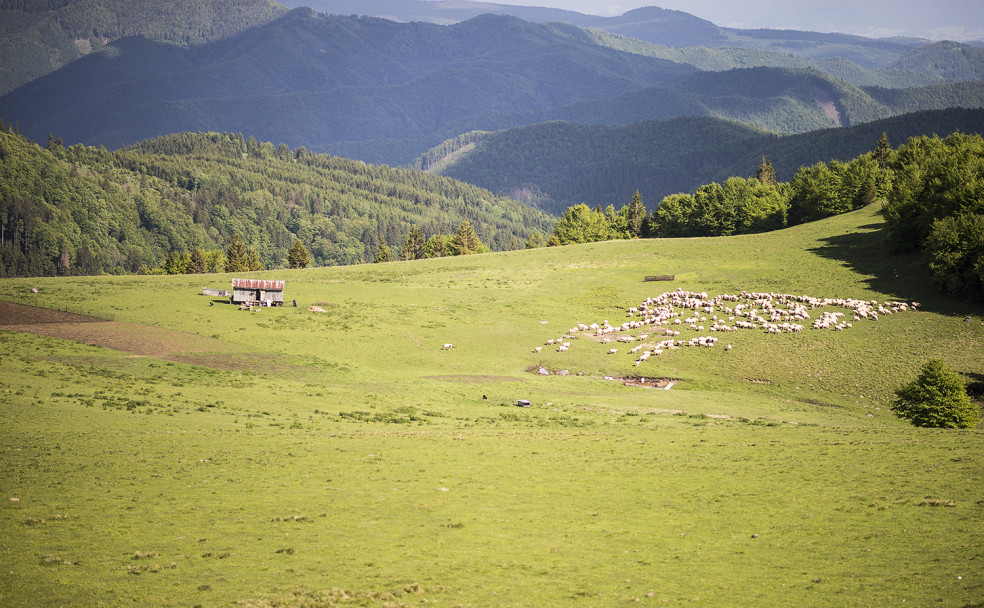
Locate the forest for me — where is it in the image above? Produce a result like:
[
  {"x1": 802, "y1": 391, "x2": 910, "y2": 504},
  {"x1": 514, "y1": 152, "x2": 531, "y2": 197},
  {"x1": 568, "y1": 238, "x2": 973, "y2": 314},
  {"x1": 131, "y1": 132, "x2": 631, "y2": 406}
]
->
[
  {"x1": 430, "y1": 107, "x2": 984, "y2": 213},
  {"x1": 0, "y1": 0, "x2": 286, "y2": 95},
  {"x1": 0, "y1": 127, "x2": 551, "y2": 278},
  {"x1": 543, "y1": 130, "x2": 984, "y2": 301},
  {"x1": 3, "y1": 121, "x2": 981, "y2": 302}
]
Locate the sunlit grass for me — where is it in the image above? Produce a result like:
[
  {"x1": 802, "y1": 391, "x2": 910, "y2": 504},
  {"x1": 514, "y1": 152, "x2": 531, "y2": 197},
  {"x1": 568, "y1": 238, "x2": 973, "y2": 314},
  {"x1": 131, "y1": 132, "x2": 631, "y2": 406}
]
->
[{"x1": 1, "y1": 204, "x2": 982, "y2": 607}]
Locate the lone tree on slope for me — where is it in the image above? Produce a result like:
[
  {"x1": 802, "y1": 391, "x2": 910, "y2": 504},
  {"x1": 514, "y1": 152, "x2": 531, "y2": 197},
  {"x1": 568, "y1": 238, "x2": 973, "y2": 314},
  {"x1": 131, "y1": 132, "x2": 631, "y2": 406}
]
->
[
  {"x1": 891, "y1": 359, "x2": 980, "y2": 428},
  {"x1": 287, "y1": 239, "x2": 310, "y2": 269},
  {"x1": 375, "y1": 242, "x2": 393, "y2": 263},
  {"x1": 225, "y1": 234, "x2": 249, "y2": 273}
]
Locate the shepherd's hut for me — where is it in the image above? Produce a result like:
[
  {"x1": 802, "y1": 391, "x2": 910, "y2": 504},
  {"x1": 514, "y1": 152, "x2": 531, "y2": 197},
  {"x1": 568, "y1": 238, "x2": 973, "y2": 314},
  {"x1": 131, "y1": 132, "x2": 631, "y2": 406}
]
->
[{"x1": 231, "y1": 278, "x2": 285, "y2": 306}]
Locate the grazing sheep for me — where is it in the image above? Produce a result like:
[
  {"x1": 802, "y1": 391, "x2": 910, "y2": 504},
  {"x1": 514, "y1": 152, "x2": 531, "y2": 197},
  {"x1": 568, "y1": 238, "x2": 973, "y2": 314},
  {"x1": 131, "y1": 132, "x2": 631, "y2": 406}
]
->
[
  {"x1": 443, "y1": 343, "x2": 453, "y2": 350},
  {"x1": 544, "y1": 288, "x2": 927, "y2": 367}
]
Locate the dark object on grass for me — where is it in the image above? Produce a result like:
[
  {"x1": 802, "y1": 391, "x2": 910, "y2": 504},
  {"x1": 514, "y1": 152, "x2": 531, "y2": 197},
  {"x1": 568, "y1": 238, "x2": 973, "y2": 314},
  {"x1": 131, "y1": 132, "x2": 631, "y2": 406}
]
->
[
  {"x1": 516, "y1": 399, "x2": 531, "y2": 407},
  {"x1": 644, "y1": 275, "x2": 675, "y2": 282}
]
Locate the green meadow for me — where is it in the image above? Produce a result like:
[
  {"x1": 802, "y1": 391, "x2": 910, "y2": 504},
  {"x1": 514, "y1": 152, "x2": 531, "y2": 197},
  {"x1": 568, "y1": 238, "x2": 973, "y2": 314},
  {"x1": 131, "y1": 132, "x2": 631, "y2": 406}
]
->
[{"x1": 1, "y1": 204, "x2": 982, "y2": 607}]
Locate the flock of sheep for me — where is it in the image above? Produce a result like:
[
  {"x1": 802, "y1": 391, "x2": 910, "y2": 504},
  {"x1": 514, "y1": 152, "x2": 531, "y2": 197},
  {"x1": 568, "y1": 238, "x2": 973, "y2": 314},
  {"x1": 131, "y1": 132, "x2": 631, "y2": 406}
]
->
[{"x1": 536, "y1": 288, "x2": 918, "y2": 368}]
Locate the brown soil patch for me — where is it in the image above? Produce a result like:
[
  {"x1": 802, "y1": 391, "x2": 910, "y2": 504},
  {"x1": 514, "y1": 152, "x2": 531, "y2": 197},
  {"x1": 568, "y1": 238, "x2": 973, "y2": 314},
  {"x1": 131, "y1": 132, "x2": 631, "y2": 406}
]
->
[
  {"x1": 1, "y1": 300, "x2": 324, "y2": 377},
  {"x1": 0, "y1": 300, "x2": 106, "y2": 325},
  {"x1": 2, "y1": 299, "x2": 247, "y2": 357},
  {"x1": 2, "y1": 320, "x2": 243, "y2": 356},
  {"x1": 812, "y1": 84, "x2": 843, "y2": 127},
  {"x1": 622, "y1": 377, "x2": 675, "y2": 389}
]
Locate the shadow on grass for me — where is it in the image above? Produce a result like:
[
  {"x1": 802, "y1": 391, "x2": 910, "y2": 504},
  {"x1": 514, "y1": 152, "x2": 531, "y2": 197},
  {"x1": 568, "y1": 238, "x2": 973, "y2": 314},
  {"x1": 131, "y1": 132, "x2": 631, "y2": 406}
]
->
[
  {"x1": 964, "y1": 371, "x2": 984, "y2": 400},
  {"x1": 807, "y1": 222, "x2": 980, "y2": 317}
]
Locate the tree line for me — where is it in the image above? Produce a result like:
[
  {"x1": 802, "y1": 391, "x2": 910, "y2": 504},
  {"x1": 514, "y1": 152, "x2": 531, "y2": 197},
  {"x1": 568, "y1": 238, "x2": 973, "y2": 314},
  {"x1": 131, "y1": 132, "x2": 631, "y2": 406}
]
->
[
  {"x1": 432, "y1": 108, "x2": 984, "y2": 214},
  {"x1": 544, "y1": 130, "x2": 984, "y2": 301}
]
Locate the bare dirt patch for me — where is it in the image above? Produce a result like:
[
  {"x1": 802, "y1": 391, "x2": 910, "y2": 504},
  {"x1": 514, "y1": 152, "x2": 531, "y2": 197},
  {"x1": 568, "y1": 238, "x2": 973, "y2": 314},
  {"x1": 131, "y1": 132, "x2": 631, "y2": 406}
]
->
[
  {"x1": 3, "y1": 320, "x2": 243, "y2": 356},
  {"x1": 618, "y1": 376, "x2": 676, "y2": 389},
  {"x1": 812, "y1": 84, "x2": 843, "y2": 127},
  {"x1": 0, "y1": 300, "x2": 106, "y2": 325},
  {"x1": 1, "y1": 300, "x2": 325, "y2": 376}
]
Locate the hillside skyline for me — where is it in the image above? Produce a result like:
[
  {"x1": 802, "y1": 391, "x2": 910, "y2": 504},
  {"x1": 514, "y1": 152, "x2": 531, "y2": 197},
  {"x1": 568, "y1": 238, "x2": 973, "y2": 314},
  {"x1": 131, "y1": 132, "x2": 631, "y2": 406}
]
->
[{"x1": 481, "y1": 0, "x2": 984, "y2": 41}]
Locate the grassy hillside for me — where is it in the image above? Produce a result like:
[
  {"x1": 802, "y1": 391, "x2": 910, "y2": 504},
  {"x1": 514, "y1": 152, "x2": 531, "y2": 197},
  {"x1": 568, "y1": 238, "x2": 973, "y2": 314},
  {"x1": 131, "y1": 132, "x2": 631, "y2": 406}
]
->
[
  {"x1": 424, "y1": 108, "x2": 984, "y2": 212},
  {"x1": 0, "y1": 204, "x2": 982, "y2": 606}
]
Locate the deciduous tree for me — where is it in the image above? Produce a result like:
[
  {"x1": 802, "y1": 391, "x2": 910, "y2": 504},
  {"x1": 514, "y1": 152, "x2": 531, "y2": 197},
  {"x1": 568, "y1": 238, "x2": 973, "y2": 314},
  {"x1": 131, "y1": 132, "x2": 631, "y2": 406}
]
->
[{"x1": 525, "y1": 231, "x2": 546, "y2": 249}]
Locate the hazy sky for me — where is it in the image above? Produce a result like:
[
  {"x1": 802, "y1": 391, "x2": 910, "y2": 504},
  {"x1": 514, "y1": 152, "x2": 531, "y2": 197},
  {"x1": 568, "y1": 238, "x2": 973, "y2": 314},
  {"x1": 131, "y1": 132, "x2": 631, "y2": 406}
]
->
[{"x1": 497, "y1": 0, "x2": 984, "y2": 41}]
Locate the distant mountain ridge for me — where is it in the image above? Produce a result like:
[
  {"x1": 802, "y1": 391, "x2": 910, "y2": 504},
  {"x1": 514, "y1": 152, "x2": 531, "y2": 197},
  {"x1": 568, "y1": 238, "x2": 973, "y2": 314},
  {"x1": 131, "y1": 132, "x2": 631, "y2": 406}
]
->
[
  {"x1": 0, "y1": 10, "x2": 696, "y2": 164},
  {"x1": 282, "y1": 0, "x2": 930, "y2": 65},
  {"x1": 3, "y1": 9, "x2": 983, "y2": 169},
  {"x1": 0, "y1": 0, "x2": 287, "y2": 95},
  {"x1": 419, "y1": 108, "x2": 984, "y2": 213}
]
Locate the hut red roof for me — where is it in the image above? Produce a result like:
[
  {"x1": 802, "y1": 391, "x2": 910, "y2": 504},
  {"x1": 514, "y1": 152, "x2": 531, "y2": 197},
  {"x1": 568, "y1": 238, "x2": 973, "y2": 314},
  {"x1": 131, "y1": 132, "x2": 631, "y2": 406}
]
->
[{"x1": 232, "y1": 278, "x2": 284, "y2": 290}]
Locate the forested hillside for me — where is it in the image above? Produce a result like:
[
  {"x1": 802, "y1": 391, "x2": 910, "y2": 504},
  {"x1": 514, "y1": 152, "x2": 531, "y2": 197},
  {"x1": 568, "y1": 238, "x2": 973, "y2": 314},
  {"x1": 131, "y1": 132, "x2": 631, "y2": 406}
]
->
[
  {"x1": 0, "y1": 0, "x2": 287, "y2": 96},
  {"x1": 0, "y1": 10, "x2": 694, "y2": 166},
  {"x1": 532, "y1": 69, "x2": 984, "y2": 136},
  {"x1": 4, "y1": 9, "x2": 983, "y2": 168},
  {"x1": 585, "y1": 30, "x2": 938, "y2": 88},
  {"x1": 0, "y1": 127, "x2": 551, "y2": 278},
  {"x1": 531, "y1": 129, "x2": 984, "y2": 301},
  {"x1": 424, "y1": 108, "x2": 984, "y2": 212},
  {"x1": 887, "y1": 41, "x2": 984, "y2": 81},
  {"x1": 282, "y1": 1, "x2": 933, "y2": 69}
]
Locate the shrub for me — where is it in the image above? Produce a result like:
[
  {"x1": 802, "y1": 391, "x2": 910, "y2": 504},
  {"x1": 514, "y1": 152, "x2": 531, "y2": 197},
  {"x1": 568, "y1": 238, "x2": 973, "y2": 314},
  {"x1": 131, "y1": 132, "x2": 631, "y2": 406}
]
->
[{"x1": 891, "y1": 360, "x2": 980, "y2": 428}]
